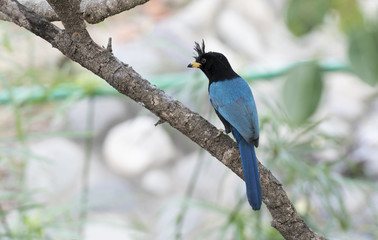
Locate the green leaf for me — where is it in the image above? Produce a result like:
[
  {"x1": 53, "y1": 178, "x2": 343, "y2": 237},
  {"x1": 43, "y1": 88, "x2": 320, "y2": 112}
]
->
[
  {"x1": 283, "y1": 61, "x2": 323, "y2": 124},
  {"x1": 332, "y1": 0, "x2": 364, "y2": 33},
  {"x1": 348, "y1": 28, "x2": 378, "y2": 86},
  {"x1": 285, "y1": 0, "x2": 331, "y2": 36}
]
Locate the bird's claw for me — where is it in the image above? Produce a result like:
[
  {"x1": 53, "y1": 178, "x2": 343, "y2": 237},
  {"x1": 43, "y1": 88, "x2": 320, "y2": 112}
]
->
[{"x1": 216, "y1": 129, "x2": 226, "y2": 137}]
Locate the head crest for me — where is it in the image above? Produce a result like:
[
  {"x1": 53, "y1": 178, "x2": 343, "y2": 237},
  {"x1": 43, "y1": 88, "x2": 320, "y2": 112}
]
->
[{"x1": 193, "y1": 39, "x2": 206, "y2": 58}]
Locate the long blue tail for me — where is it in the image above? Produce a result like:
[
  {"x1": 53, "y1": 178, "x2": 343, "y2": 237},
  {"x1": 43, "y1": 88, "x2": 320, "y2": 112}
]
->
[{"x1": 233, "y1": 128, "x2": 262, "y2": 210}]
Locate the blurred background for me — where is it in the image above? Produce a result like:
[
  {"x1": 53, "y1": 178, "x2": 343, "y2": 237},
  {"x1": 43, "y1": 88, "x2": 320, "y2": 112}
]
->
[{"x1": 1, "y1": 0, "x2": 378, "y2": 239}]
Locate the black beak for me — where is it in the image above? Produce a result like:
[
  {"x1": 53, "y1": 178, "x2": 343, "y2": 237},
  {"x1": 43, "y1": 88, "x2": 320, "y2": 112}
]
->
[{"x1": 187, "y1": 60, "x2": 200, "y2": 68}]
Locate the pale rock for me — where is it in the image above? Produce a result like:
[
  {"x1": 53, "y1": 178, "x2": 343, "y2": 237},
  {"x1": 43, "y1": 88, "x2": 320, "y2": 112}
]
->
[
  {"x1": 84, "y1": 214, "x2": 145, "y2": 240},
  {"x1": 26, "y1": 138, "x2": 84, "y2": 202},
  {"x1": 154, "y1": 201, "x2": 202, "y2": 240},
  {"x1": 341, "y1": 185, "x2": 366, "y2": 213},
  {"x1": 66, "y1": 97, "x2": 128, "y2": 136},
  {"x1": 86, "y1": 158, "x2": 135, "y2": 211},
  {"x1": 141, "y1": 169, "x2": 172, "y2": 196},
  {"x1": 173, "y1": 153, "x2": 244, "y2": 205},
  {"x1": 103, "y1": 116, "x2": 176, "y2": 176}
]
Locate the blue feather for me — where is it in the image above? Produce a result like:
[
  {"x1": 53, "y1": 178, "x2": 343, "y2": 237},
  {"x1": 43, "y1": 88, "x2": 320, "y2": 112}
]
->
[
  {"x1": 233, "y1": 127, "x2": 262, "y2": 210},
  {"x1": 209, "y1": 77, "x2": 259, "y2": 145},
  {"x1": 209, "y1": 77, "x2": 262, "y2": 210}
]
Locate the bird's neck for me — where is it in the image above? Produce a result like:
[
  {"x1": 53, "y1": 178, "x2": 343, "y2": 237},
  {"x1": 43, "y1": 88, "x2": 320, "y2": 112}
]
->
[{"x1": 206, "y1": 67, "x2": 239, "y2": 85}]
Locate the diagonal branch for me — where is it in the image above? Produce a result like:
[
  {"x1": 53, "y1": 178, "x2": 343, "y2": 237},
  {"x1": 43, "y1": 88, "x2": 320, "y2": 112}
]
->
[
  {"x1": 0, "y1": 1, "x2": 326, "y2": 239},
  {"x1": 0, "y1": 0, "x2": 149, "y2": 23}
]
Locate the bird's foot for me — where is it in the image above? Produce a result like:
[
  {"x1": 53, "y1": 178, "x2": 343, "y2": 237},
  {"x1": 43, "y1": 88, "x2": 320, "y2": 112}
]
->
[{"x1": 216, "y1": 129, "x2": 226, "y2": 137}]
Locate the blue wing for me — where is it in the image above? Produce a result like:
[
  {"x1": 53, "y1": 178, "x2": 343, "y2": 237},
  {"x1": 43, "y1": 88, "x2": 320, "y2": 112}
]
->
[{"x1": 209, "y1": 77, "x2": 259, "y2": 146}]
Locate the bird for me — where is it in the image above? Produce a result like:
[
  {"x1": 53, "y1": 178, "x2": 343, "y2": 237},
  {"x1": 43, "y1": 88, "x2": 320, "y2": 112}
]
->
[{"x1": 187, "y1": 40, "x2": 262, "y2": 210}]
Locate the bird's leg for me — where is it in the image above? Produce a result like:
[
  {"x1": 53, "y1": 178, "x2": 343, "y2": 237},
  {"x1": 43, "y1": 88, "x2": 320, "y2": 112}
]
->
[{"x1": 216, "y1": 129, "x2": 226, "y2": 137}]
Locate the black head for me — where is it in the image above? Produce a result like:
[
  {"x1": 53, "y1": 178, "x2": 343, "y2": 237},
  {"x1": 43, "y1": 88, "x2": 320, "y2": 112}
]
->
[{"x1": 187, "y1": 40, "x2": 239, "y2": 83}]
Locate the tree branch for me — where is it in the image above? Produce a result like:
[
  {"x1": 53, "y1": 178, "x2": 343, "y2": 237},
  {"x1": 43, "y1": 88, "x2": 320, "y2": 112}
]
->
[
  {"x1": 80, "y1": 0, "x2": 150, "y2": 24},
  {"x1": 0, "y1": 0, "x2": 149, "y2": 23},
  {"x1": 0, "y1": 1, "x2": 326, "y2": 239},
  {"x1": 45, "y1": 0, "x2": 86, "y2": 34}
]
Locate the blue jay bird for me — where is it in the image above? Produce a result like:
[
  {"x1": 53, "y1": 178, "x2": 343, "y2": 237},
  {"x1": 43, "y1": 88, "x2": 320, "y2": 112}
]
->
[{"x1": 188, "y1": 41, "x2": 262, "y2": 210}]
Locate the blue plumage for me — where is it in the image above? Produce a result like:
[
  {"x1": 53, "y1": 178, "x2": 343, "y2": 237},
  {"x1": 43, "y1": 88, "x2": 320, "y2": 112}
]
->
[
  {"x1": 232, "y1": 127, "x2": 262, "y2": 210},
  {"x1": 188, "y1": 41, "x2": 262, "y2": 210},
  {"x1": 210, "y1": 77, "x2": 261, "y2": 210},
  {"x1": 209, "y1": 77, "x2": 259, "y2": 145}
]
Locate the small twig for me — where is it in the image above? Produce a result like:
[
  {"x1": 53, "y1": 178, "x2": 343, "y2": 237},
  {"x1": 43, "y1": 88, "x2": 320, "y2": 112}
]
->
[
  {"x1": 154, "y1": 118, "x2": 166, "y2": 126},
  {"x1": 106, "y1": 37, "x2": 112, "y2": 53}
]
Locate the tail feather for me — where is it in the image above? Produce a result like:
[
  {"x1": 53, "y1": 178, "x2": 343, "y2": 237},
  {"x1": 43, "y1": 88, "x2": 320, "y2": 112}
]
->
[{"x1": 233, "y1": 128, "x2": 262, "y2": 210}]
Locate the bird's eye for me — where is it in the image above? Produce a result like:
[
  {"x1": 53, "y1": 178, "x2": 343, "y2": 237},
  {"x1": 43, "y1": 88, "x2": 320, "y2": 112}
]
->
[{"x1": 201, "y1": 58, "x2": 207, "y2": 64}]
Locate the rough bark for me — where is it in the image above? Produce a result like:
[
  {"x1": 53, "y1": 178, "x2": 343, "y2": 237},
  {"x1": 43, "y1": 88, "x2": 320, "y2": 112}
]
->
[
  {"x1": 0, "y1": 1, "x2": 326, "y2": 239},
  {"x1": 0, "y1": 0, "x2": 149, "y2": 23}
]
